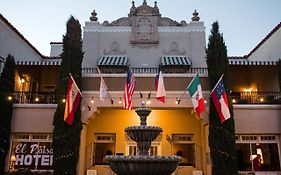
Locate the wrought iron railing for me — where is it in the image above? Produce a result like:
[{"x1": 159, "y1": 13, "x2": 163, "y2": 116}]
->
[
  {"x1": 13, "y1": 91, "x2": 58, "y2": 104},
  {"x1": 12, "y1": 91, "x2": 281, "y2": 105},
  {"x1": 82, "y1": 67, "x2": 208, "y2": 74},
  {"x1": 230, "y1": 91, "x2": 281, "y2": 104}
]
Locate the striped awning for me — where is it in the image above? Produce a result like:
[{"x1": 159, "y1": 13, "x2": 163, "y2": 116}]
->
[
  {"x1": 98, "y1": 55, "x2": 128, "y2": 66},
  {"x1": 228, "y1": 59, "x2": 277, "y2": 65},
  {"x1": 161, "y1": 56, "x2": 191, "y2": 66},
  {"x1": 16, "y1": 61, "x2": 61, "y2": 66}
]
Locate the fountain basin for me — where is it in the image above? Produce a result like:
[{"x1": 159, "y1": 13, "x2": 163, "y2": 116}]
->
[
  {"x1": 105, "y1": 155, "x2": 181, "y2": 175},
  {"x1": 125, "y1": 126, "x2": 162, "y2": 142}
]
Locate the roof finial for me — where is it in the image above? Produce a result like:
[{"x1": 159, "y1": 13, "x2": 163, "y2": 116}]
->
[
  {"x1": 191, "y1": 10, "x2": 200, "y2": 21},
  {"x1": 143, "y1": 0, "x2": 147, "y2": 5},
  {"x1": 90, "y1": 10, "x2": 98, "y2": 21}
]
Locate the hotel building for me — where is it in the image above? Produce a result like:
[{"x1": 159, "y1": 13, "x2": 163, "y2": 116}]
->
[{"x1": 0, "y1": 1, "x2": 280, "y2": 175}]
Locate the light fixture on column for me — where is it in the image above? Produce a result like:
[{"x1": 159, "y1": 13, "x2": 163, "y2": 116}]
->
[
  {"x1": 91, "y1": 97, "x2": 94, "y2": 104},
  {"x1": 118, "y1": 97, "x2": 122, "y2": 104},
  {"x1": 147, "y1": 92, "x2": 151, "y2": 99}
]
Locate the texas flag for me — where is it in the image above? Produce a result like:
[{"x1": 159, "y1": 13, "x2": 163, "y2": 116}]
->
[
  {"x1": 64, "y1": 74, "x2": 82, "y2": 125},
  {"x1": 210, "y1": 76, "x2": 231, "y2": 123},
  {"x1": 155, "y1": 68, "x2": 166, "y2": 103}
]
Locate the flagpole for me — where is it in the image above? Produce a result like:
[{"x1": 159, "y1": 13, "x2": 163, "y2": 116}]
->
[
  {"x1": 210, "y1": 74, "x2": 224, "y2": 93},
  {"x1": 186, "y1": 74, "x2": 198, "y2": 90},
  {"x1": 68, "y1": 73, "x2": 82, "y2": 95},
  {"x1": 96, "y1": 67, "x2": 113, "y2": 102},
  {"x1": 179, "y1": 74, "x2": 198, "y2": 102}
]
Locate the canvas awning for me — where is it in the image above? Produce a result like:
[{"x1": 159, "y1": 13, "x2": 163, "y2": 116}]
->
[
  {"x1": 98, "y1": 55, "x2": 128, "y2": 66},
  {"x1": 16, "y1": 61, "x2": 61, "y2": 66},
  {"x1": 161, "y1": 56, "x2": 191, "y2": 66}
]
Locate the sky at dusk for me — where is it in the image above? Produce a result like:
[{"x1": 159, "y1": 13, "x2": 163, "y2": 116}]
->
[{"x1": 1, "y1": 0, "x2": 281, "y2": 56}]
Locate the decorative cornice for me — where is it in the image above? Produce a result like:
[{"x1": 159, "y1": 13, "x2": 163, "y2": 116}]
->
[{"x1": 84, "y1": 25, "x2": 205, "y2": 33}]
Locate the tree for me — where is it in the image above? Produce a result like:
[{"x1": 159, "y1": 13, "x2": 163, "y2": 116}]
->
[
  {"x1": 52, "y1": 16, "x2": 83, "y2": 175},
  {"x1": 0, "y1": 54, "x2": 15, "y2": 174},
  {"x1": 206, "y1": 21, "x2": 237, "y2": 175}
]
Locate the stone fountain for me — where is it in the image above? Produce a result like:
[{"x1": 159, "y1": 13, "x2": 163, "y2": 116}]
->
[{"x1": 105, "y1": 104, "x2": 181, "y2": 175}]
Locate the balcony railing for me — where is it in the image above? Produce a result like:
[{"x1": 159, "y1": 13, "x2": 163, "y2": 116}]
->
[
  {"x1": 231, "y1": 91, "x2": 281, "y2": 104},
  {"x1": 82, "y1": 67, "x2": 208, "y2": 74},
  {"x1": 11, "y1": 91, "x2": 281, "y2": 105},
  {"x1": 13, "y1": 91, "x2": 57, "y2": 104}
]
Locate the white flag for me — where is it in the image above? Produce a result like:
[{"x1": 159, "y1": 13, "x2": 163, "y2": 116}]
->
[{"x1": 100, "y1": 77, "x2": 108, "y2": 101}]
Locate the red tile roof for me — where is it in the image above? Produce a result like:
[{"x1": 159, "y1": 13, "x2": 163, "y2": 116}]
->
[{"x1": 0, "y1": 13, "x2": 45, "y2": 59}]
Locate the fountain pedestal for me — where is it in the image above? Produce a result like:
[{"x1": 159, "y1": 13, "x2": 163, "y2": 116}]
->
[{"x1": 105, "y1": 104, "x2": 181, "y2": 175}]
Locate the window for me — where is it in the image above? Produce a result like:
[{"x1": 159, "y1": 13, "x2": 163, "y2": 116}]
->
[
  {"x1": 93, "y1": 133, "x2": 116, "y2": 165},
  {"x1": 236, "y1": 135, "x2": 280, "y2": 171}
]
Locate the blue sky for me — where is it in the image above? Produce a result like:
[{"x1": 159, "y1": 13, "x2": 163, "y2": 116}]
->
[{"x1": 1, "y1": 0, "x2": 281, "y2": 56}]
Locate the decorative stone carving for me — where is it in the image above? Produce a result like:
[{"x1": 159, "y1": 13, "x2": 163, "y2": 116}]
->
[
  {"x1": 159, "y1": 17, "x2": 180, "y2": 26},
  {"x1": 103, "y1": 41, "x2": 125, "y2": 55},
  {"x1": 164, "y1": 42, "x2": 185, "y2": 55},
  {"x1": 130, "y1": 1, "x2": 160, "y2": 47},
  {"x1": 110, "y1": 17, "x2": 132, "y2": 26}
]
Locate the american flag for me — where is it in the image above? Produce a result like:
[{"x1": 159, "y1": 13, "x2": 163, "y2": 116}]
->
[{"x1": 123, "y1": 67, "x2": 136, "y2": 110}]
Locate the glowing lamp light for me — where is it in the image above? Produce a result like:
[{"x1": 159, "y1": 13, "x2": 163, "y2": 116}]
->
[
  {"x1": 204, "y1": 99, "x2": 207, "y2": 104},
  {"x1": 7, "y1": 96, "x2": 13, "y2": 101},
  {"x1": 91, "y1": 97, "x2": 94, "y2": 104},
  {"x1": 35, "y1": 97, "x2": 39, "y2": 102},
  {"x1": 146, "y1": 100, "x2": 151, "y2": 105},
  {"x1": 243, "y1": 88, "x2": 253, "y2": 93},
  {"x1": 62, "y1": 99, "x2": 66, "y2": 103},
  {"x1": 232, "y1": 99, "x2": 236, "y2": 103},
  {"x1": 259, "y1": 98, "x2": 264, "y2": 102}
]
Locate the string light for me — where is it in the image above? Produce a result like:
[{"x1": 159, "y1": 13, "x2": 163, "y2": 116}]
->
[
  {"x1": 35, "y1": 97, "x2": 39, "y2": 102},
  {"x1": 7, "y1": 96, "x2": 12, "y2": 101}
]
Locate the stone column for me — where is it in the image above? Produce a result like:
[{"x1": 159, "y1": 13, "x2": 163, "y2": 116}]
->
[{"x1": 77, "y1": 123, "x2": 88, "y2": 175}]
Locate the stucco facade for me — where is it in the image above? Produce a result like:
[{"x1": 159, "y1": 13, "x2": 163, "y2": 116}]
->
[{"x1": 0, "y1": 1, "x2": 281, "y2": 175}]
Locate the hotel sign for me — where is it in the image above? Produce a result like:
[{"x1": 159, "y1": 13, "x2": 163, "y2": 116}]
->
[{"x1": 12, "y1": 142, "x2": 53, "y2": 170}]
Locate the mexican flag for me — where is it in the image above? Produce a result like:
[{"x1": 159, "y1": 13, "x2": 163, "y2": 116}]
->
[{"x1": 187, "y1": 74, "x2": 204, "y2": 117}]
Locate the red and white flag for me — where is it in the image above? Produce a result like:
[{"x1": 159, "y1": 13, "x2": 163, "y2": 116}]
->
[
  {"x1": 155, "y1": 68, "x2": 166, "y2": 103},
  {"x1": 64, "y1": 74, "x2": 82, "y2": 125},
  {"x1": 210, "y1": 75, "x2": 231, "y2": 123},
  {"x1": 123, "y1": 67, "x2": 136, "y2": 110}
]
